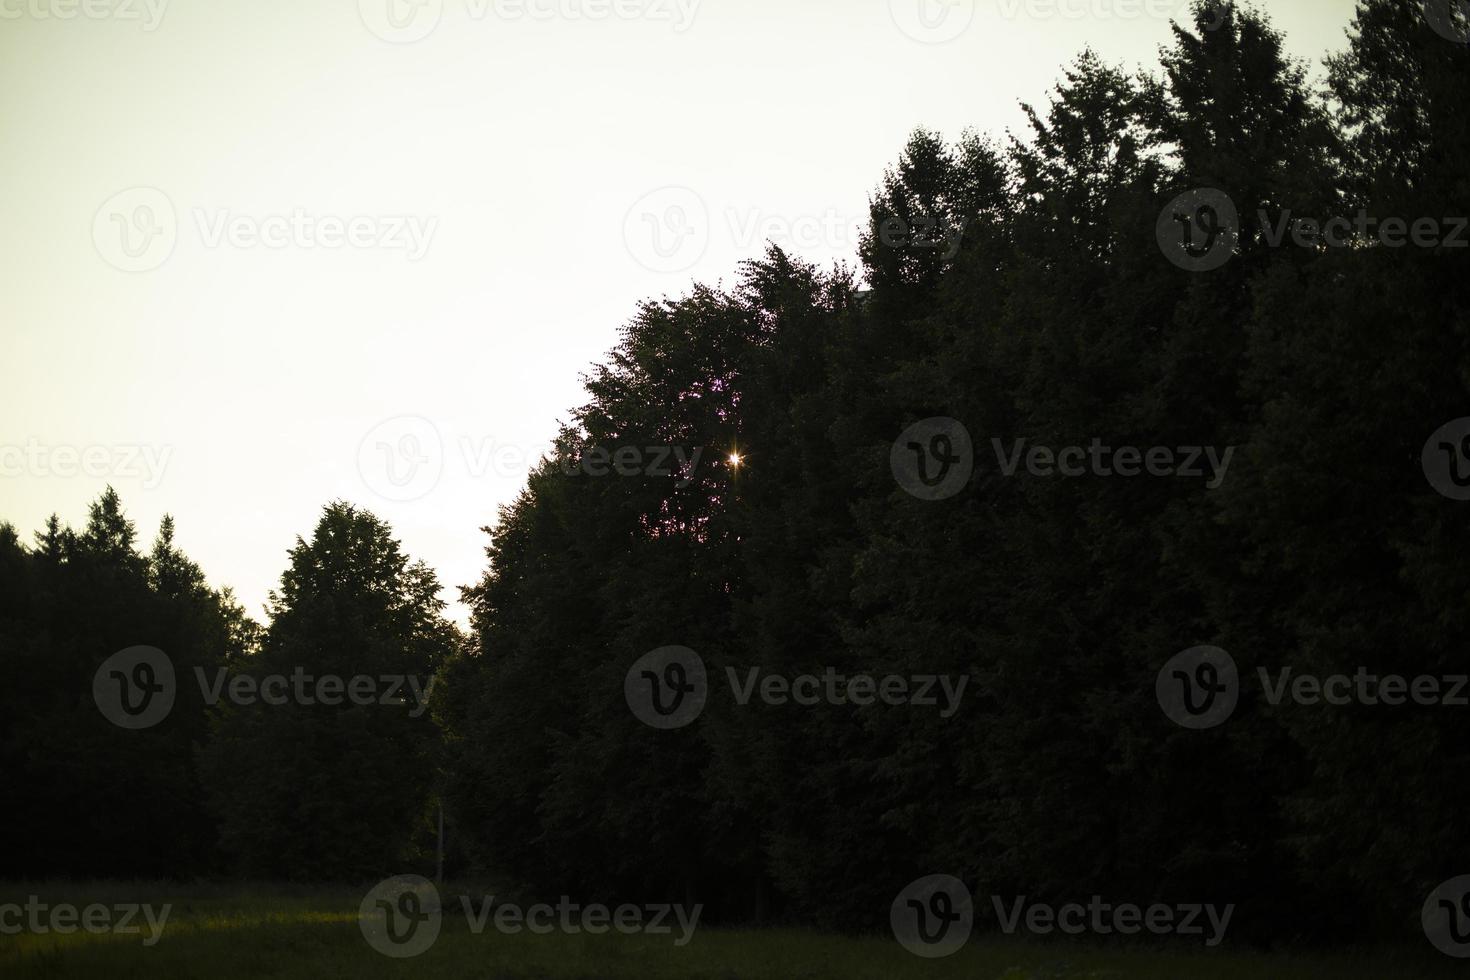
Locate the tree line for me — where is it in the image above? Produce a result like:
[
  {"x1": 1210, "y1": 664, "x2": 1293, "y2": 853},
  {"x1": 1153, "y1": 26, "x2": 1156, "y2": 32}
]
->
[{"x1": 3, "y1": 0, "x2": 1466, "y2": 946}]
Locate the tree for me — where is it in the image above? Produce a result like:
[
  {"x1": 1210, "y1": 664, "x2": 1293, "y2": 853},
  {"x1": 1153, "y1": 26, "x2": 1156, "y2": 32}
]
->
[
  {"x1": 0, "y1": 490, "x2": 254, "y2": 878},
  {"x1": 198, "y1": 502, "x2": 458, "y2": 880}
]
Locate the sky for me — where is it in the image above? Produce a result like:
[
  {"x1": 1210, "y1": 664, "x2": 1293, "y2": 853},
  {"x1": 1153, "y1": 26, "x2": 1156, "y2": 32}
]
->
[{"x1": 1, "y1": 0, "x2": 1360, "y2": 627}]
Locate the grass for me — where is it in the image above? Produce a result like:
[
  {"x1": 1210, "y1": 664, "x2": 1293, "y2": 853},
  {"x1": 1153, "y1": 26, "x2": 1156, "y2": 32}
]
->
[{"x1": 0, "y1": 882, "x2": 1461, "y2": 979}]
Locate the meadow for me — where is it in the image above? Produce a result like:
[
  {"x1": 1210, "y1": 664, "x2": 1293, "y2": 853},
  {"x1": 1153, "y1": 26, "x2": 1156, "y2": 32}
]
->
[{"x1": 1, "y1": 882, "x2": 1461, "y2": 979}]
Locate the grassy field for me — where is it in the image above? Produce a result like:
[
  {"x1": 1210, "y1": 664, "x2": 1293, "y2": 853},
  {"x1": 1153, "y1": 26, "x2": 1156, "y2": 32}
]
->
[{"x1": 0, "y1": 882, "x2": 1461, "y2": 979}]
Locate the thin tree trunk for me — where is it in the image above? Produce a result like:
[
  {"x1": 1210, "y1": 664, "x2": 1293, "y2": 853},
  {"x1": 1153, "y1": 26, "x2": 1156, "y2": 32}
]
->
[{"x1": 435, "y1": 800, "x2": 445, "y2": 885}]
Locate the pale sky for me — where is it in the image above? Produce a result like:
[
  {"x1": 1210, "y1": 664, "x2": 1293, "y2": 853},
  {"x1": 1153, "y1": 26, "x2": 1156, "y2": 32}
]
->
[{"x1": 0, "y1": 0, "x2": 1357, "y2": 626}]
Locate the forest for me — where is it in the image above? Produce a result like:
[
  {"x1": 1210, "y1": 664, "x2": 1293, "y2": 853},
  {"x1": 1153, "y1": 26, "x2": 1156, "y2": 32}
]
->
[{"x1": 4, "y1": 0, "x2": 1468, "y2": 955}]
